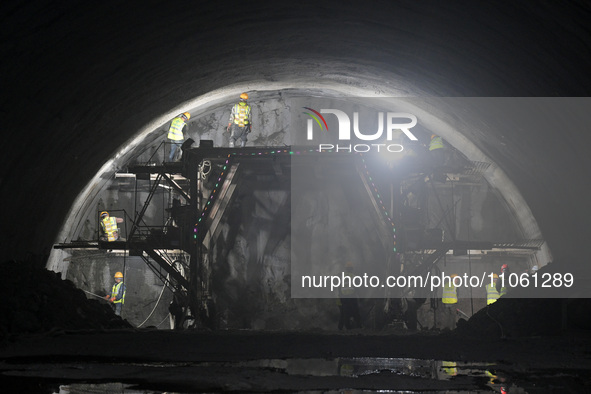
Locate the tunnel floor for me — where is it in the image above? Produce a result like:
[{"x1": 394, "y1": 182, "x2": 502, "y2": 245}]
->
[{"x1": 2, "y1": 329, "x2": 591, "y2": 393}]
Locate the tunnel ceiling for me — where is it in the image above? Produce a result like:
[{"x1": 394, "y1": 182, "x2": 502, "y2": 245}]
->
[{"x1": 1, "y1": 1, "x2": 591, "y2": 266}]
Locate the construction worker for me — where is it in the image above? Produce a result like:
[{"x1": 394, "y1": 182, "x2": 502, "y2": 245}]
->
[
  {"x1": 104, "y1": 271, "x2": 126, "y2": 316},
  {"x1": 429, "y1": 134, "x2": 444, "y2": 150},
  {"x1": 338, "y1": 262, "x2": 361, "y2": 330},
  {"x1": 429, "y1": 133, "x2": 445, "y2": 160},
  {"x1": 486, "y1": 274, "x2": 500, "y2": 305},
  {"x1": 441, "y1": 360, "x2": 458, "y2": 376},
  {"x1": 167, "y1": 112, "x2": 190, "y2": 161},
  {"x1": 227, "y1": 93, "x2": 252, "y2": 148},
  {"x1": 99, "y1": 211, "x2": 124, "y2": 242},
  {"x1": 441, "y1": 274, "x2": 459, "y2": 329},
  {"x1": 428, "y1": 133, "x2": 447, "y2": 181}
]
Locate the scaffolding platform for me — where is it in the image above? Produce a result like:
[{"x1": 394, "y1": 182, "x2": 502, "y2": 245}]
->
[{"x1": 54, "y1": 143, "x2": 542, "y2": 329}]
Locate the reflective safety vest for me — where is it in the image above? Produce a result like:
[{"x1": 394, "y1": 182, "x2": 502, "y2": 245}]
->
[
  {"x1": 486, "y1": 283, "x2": 500, "y2": 305},
  {"x1": 167, "y1": 117, "x2": 186, "y2": 141},
  {"x1": 429, "y1": 136, "x2": 444, "y2": 151},
  {"x1": 442, "y1": 360, "x2": 457, "y2": 376},
  {"x1": 442, "y1": 284, "x2": 457, "y2": 304},
  {"x1": 111, "y1": 281, "x2": 126, "y2": 304},
  {"x1": 231, "y1": 103, "x2": 251, "y2": 127},
  {"x1": 101, "y1": 217, "x2": 118, "y2": 242},
  {"x1": 340, "y1": 272, "x2": 355, "y2": 296}
]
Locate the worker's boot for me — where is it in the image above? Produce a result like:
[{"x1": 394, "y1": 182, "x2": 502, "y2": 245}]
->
[
  {"x1": 229, "y1": 139, "x2": 235, "y2": 148},
  {"x1": 240, "y1": 140, "x2": 246, "y2": 148}
]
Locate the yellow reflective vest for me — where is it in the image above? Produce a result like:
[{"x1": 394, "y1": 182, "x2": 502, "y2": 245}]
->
[
  {"x1": 429, "y1": 136, "x2": 444, "y2": 151},
  {"x1": 111, "y1": 281, "x2": 126, "y2": 304},
  {"x1": 167, "y1": 117, "x2": 186, "y2": 141},
  {"x1": 101, "y1": 217, "x2": 118, "y2": 242},
  {"x1": 486, "y1": 283, "x2": 500, "y2": 305},
  {"x1": 340, "y1": 272, "x2": 355, "y2": 296},
  {"x1": 442, "y1": 361, "x2": 457, "y2": 376},
  {"x1": 442, "y1": 284, "x2": 457, "y2": 304},
  {"x1": 230, "y1": 103, "x2": 251, "y2": 127}
]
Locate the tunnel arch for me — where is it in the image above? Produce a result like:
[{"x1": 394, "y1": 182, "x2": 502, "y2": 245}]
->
[
  {"x1": 47, "y1": 76, "x2": 551, "y2": 278},
  {"x1": 2, "y1": 1, "x2": 589, "y2": 335}
]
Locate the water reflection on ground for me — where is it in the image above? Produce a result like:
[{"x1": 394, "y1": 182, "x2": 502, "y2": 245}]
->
[{"x1": 47, "y1": 357, "x2": 522, "y2": 393}]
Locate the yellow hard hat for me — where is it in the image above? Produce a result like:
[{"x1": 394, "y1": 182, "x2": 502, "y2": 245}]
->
[
  {"x1": 492, "y1": 273, "x2": 499, "y2": 279},
  {"x1": 114, "y1": 272, "x2": 124, "y2": 279},
  {"x1": 100, "y1": 211, "x2": 109, "y2": 218},
  {"x1": 240, "y1": 93, "x2": 249, "y2": 100},
  {"x1": 431, "y1": 134, "x2": 437, "y2": 139},
  {"x1": 450, "y1": 274, "x2": 458, "y2": 278},
  {"x1": 182, "y1": 112, "x2": 191, "y2": 120}
]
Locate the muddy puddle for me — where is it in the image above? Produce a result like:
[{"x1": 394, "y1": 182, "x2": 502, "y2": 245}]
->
[{"x1": 1, "y1": 356, "x2": 543, "y2": 393}]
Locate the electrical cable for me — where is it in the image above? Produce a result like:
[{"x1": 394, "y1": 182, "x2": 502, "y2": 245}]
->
[
  {"x1": 122, "y1": 246, "x2": 127, "y2": 317},
  {"x1": 199, "y1": 160, "x2": 212, "y2": 178},
  {"x1": 155, "y1": 314, "x2": 171, "y2": 328},
  {"x1": 485, "y1": 305, "x2": 506, "y2": 339},
  {"x1": 136, "y1": 273, "x2": 170, "y2": 328}
]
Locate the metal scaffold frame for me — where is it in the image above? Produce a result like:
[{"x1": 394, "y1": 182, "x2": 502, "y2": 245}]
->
[{"x1": 54, "y1": 142, "x2": 543, "y2": 330}]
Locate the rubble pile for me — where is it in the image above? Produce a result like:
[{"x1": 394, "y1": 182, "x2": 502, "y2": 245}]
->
[
  {"x1": 456, "y1": 298, "x2": 562, "y2": 337},
  {"x1": 457, "y1": 297, "x2": 591, "y2": 338},
  {"x1": 457, "y1": 264, "x2": 591, "y2": 337},
  {"x1": 0, "y1": 259, "x2": 131, "y2": 338}
]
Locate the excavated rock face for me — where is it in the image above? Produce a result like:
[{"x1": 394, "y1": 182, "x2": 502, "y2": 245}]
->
[
  {"x1": 0, "y1": 259, "x2": 131, "y2": 339},
  {"x1": 455, "y1": 263, "x2": 591, "y2": 337},
  {"x1": 456, "y1": 298, "x2": 563, "y2": 338}
]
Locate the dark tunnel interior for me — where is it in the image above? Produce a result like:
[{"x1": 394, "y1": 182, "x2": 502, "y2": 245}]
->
[{"x1": 2, "y1": 1, "x2": 591, "y2": 392}]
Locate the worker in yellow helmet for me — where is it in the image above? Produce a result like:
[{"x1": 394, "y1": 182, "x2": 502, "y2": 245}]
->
[
  {"x1": 167, "y1": 112, "x2": 190, "y2": 161},
  {"x1": 485, "y1": 274, "x2": 500, "y2": 305},
  {"x1": 99, "y1": 211, "x2": 124, "y2": 242},
  {"x1": 227, "y1": 93, "x2": 252, "y2": 148},
  {"x1": 104, "y1": 271, "x2": 126, "y2": 316},
  {"x1": 441, "y1": 274, "x2": 459, "y2": 329}
]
